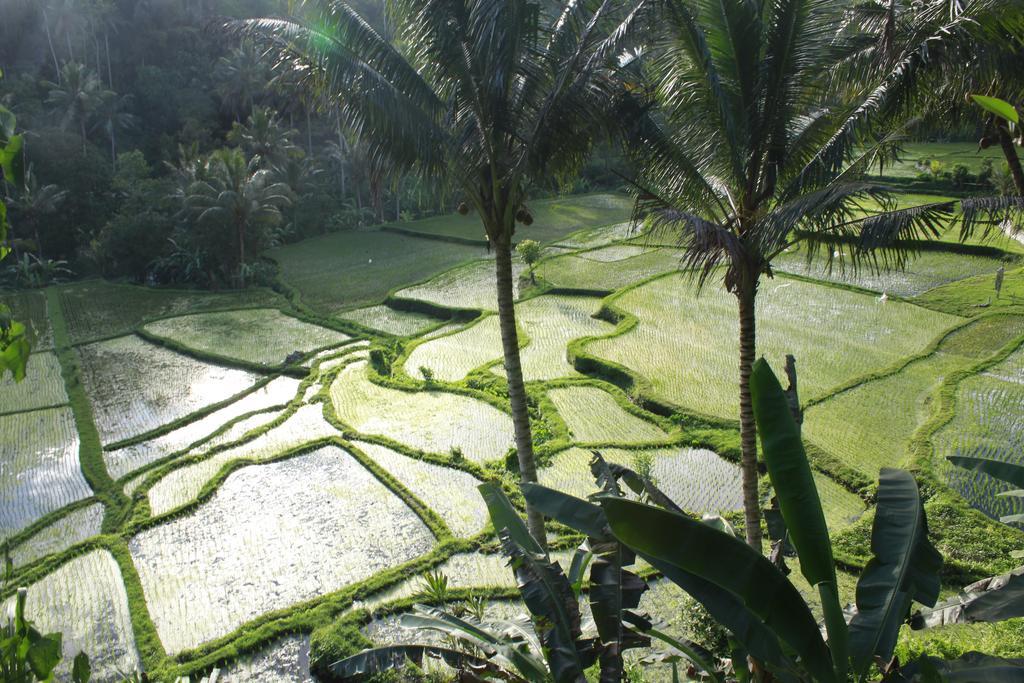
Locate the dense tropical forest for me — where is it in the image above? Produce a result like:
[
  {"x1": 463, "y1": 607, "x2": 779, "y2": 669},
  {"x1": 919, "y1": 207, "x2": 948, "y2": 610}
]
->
[{"x1": 1, "y1": 0, "x2": 1023, "y2": 681}]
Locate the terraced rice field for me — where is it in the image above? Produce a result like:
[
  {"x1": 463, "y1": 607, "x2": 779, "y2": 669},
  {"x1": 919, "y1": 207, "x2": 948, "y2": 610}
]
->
[
  {"x1": 143, "y1": 309, "x2": 351, "y2": 367},
  {"x1": 77, "y1": 335, "x2": 262, "y2": 445},
  {"x1": 934, "y1": 344, "x2": 1024, "y2": 522},
  {"x1": 539, "y1": 446, "x2": 744, "y2": 515},
  {"x1": 0, "y1": 407, "x2": 92, "y2": 540},
  {"x1": 10, "y1": 503, "x2": 105, "y2": 567},
  {"x1": 132, "y1": 446, "x2": 435, "y2": 653},
  {"x1": 4, "y1": 183, "x2": 1023, "y2": 680},
  {"x1": 104, "y1": 375, "x2": 301, "y2": 479},
  {"x1": 536, "y1": 247, "x2": 683, "y2": 291},
  {"x1": 395, "y1": 258, "x2": 526, "y2": 311},
  {"x1": 352, "y1": 441, "x2": 488, "y2": 538},
  {"x1": 336, "y1": 305, "x2": 444, "y2": 336},
  {"x1": 58, "y1": 281, "x2": 286, "y2": 345},
  {"x1": 330, "y1": 361, "x2": 514, "y2": 461},
  {"x1": 547, "y1": 386, "x2": 669, "y2": 443},
  {"x1": 5, "y1": 551, "x2": 140, "y2": 680},
  {"x1": 587, "y1": 273, "x2": 959, "y2": 418},
  {"x1": 0, "y1": 351, "x2": 67, "y2": 412}
]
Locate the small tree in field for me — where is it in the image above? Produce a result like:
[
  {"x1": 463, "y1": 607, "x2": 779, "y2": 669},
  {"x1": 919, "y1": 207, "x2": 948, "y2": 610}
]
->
[{"x1": 516, "y1": 239, "x2": 541, "y2": 284}]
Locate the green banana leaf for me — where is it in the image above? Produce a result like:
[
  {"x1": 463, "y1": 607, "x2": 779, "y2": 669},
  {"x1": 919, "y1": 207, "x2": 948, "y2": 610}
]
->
[
  {"x1": 602, "y1": 497, "x2": 836, "y2": 683},
  {"x1": 500, "y1": 529, "x2": 598, "y2": 681},
  {"x1": 479, "y1": 481, "x2": 544, "y2": 555},
  {"x1": 849, "y1": 469, "x2": 943, "y2": 679},
  {"x1": 947, "y1": 456, "x2": 1024, "y2": 489},
  {"x1": 524, "y1": 481, "x2": 786, "y2": 675},
  {"x1": 750, "y1": 358, "x2": 847, "y2": 677}
]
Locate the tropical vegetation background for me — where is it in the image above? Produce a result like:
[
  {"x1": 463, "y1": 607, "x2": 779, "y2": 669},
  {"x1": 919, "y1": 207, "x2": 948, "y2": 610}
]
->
[{"x1": 0, "y1": 0, "x2": 1023, "y2": 681}]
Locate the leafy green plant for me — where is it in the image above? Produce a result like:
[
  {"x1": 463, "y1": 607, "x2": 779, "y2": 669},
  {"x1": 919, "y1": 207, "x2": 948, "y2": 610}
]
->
[
  {"x1": 516, "y1": 240, "x2": 542, "y2": 285},
  {"x1": 413, "y1": 571, "x2": 451, "y2": 604},
  {"x1": 527, "y1": 360, "x2": 947, "y2": 682},
  {"x1": 0, "y1": 71, "x2": 30, "y2": 383}
]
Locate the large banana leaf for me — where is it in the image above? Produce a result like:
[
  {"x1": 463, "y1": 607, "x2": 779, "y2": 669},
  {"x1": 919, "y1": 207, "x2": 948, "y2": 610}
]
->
[
  {"x1": 915, "y1": 567, "x2": 1024, "y2": 627},
  {"x1": 524, "y1": 482, "x2": 766, "y2": 679},
  {"x1": 327, "y1": 644, "x2": 501, "y2": 681},
  {"x1": 480, "y1": 481, "x2": 545, "y2": 555},
  {"x1": 501, "y1": 529, "x2": 598, "y2": 682},
  {"x1": 947, "y1": 456, "x2": 1024, "y2": 489},
  {"x1": 750, "y1": 358, "x2": 847, "y2": 678},
  {"x1": 848, "y1": 469, "x2": 943, "y2": 679},
  {"x1": 602, "y1": 497, "x2": 837, "y2": 683},
  {"x1": 399, "y1": 605, "x2": 548, "y2": 680}
]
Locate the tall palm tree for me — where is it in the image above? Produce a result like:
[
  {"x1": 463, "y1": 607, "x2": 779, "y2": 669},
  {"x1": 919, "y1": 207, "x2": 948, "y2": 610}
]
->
[
  {"x1": 627, "y1": 0, "x2": 967, "y2": 551},
  {"x1": 227, "y1": 106, "x2": 301, "y2": 168},
  {"x1": 241, "y1": 0, "x2": 644, "y2": 547},
  {"x1": 839, "y1": 0, "x2": 1024, "y2": 193},
  {"x1": 8, "y1": 167, "x2": 67, "y2": 261},
  {"x1": 185, "y1": 148, "x2": 292, "y2": 288},
  {"x1": 93, "y1": 92, "x2": 138, "y2": 166},
  {"x1": 213, "y1": 41, "x2": 272, "y2": 122},
  {"x1": 44, "y1": 62, "x2": 110, "y2": 154}
]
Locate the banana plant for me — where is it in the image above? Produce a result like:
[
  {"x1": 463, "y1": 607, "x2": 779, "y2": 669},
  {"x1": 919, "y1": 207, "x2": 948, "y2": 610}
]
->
[{"x1": 590, "y1": 359, "x2": 943, "y2": 682}]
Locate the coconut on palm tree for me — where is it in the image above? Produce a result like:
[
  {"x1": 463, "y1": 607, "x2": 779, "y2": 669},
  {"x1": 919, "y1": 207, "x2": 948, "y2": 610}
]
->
[
  {"x1": 624, "y1": 0, "x2": 974, "y2": 551},
  {"x1": 240, "y1": 0, "x2": 644, "y2": 547}
]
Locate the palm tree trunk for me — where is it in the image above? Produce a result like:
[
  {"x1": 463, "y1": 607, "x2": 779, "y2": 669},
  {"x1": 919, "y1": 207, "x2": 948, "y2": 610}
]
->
[
  {"x1": 80, "y1": 117, "x2": 87, "y2": 156},
  {"x1": 105, "y1": 32, "x2": 113, "y2": 88},
  {"x1": 494, "y1": 233, "x2": 547, "y2": 551},
  {"x1": 996, "y1": 123, "x2": 1024, "y2": 195},
  {"x1": 737, "y1": 278, "x2": 762, "y2": 552},
  {"x1": 42, "y1": 8, "x2": 62, "y2": 84},
  {"x1": 238, "y1": 221, "x2": 246, "y2": 288}
]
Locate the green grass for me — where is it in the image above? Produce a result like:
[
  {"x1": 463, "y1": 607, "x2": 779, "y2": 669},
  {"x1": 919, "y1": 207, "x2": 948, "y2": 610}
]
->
[
  {"x1": 0, "y1": 407, "x2": 93, "y2": 540},
  {"x1": 130, "y1": 446, "x2": 435, "y2": 655},
  {"x1": 143, "y1": 309, "x2": 351, "y2": 368},
  {"x1": 587, "y1": 273, "x2": 959, "y2": 420},
  {"x1": 3, "y1": 550, "x2": 140, "y2": 680},
  {"x1": 330, "y1": 361, "x2": 514, "y2": 463},
  {"x1": 76, "y1": 335, "x2": 262, "y2": 446},
  {"x1": 269, "y1": 230, "x2": 483, "y2": 315},
  {"x1": 547, "y1": 386, "x2": 669, "y2": 443},
  {"x1": 58, "y1": 281, "x2": 286, "y2": 345},
  {"x1": 390, "y1": 193, "x2": 632, "y2": 244}
]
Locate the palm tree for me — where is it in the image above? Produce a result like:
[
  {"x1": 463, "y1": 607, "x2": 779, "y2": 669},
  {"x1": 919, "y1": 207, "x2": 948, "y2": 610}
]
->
[
  {"x1": 185, "y1": 148, "x2": 292, "y2": 288},
  {"x1": 627, "y1": 0, "x2": 964, "y2": 551},
  {"x1": 93, "y1": 92, "x2": 138, "y2": 167},
  {"x1": 241, "y1": 0, "x2": 643, "y2": 547},
  {"x1": 44, "y1": 62, "x2": 110, "y2": 154},
  {"x1": 839, "y1": 0, "x2": 1024, "y2": 193},
  {"x1": 227, "y1": 106, "x2": 301, "y2": 168},
  {"x1": 8, "y1": 167, "x2": 67, "y2": 261},
  {"x1": 213, "y1": 41, "x2": 272, "y2": 122}
]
